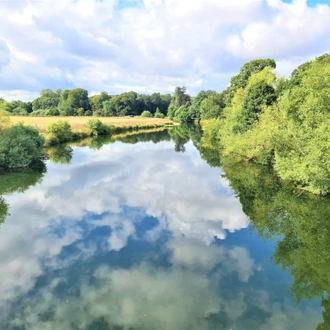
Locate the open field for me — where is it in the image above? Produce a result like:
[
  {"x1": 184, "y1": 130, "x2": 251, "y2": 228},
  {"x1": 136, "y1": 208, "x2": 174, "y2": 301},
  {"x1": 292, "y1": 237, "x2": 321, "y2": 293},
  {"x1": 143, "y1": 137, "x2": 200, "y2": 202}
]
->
[{"x1": 9, "y1": 116, "x2": 171, "y2": 132}]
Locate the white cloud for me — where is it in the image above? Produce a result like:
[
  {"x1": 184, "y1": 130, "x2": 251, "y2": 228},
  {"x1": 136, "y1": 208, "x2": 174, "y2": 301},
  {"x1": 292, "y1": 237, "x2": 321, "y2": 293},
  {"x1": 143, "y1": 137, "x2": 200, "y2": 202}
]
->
[{"x1": 0, "y1": 0, "x2": 329, "y2": 100}]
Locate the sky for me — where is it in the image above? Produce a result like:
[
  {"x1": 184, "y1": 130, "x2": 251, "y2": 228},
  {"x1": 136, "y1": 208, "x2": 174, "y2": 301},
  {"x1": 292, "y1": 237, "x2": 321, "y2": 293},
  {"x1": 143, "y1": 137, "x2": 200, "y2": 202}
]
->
[{"x1": 0, "y1": 0, "x2": 330, "y2": 101}]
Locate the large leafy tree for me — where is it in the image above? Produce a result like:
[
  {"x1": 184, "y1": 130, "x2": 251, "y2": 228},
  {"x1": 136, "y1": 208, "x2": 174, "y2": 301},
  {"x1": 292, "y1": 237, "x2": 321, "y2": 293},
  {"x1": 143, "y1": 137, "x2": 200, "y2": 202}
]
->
[
  {"x1": 241, "y1": 81, "x2": 277, "y2": 130},
  {"x1": 228, "y1": 58, "x2": 276, "y2": 101},
  {"x1": 58, "y1": 88, "x2": 91, "y2": 116},
  {"x1": 200, "y1": 91, "x2": 226, "y2": 120},
  {"x1": 32, "y1": 89, "x2": 61, "y2": 112},
  {"x1": 274, "y1": 55, "x2": 330, "y2": 194}
]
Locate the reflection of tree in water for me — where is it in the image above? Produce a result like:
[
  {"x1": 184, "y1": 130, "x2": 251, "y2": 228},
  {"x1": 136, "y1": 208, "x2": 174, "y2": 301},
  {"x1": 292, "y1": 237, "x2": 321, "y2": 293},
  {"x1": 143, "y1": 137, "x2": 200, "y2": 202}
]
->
[
  {"x1": 68, "y1": 129, "x2": 172, "y2": 151},
  {"x1": 0, "y1": 167, "x2": 46, "y2": 225},
  {"x1": 0, "y1": 197, "x2": 8, "y2": 225},
  {"x1": 47, "y1": 146, "x2": 73, "y2": 164},
  {"x1": 169, "y1": 124, "x2": 203, "y2": 153},
  {"x1": 206, "y1": 153, "x2": 330, "y2": 330}
]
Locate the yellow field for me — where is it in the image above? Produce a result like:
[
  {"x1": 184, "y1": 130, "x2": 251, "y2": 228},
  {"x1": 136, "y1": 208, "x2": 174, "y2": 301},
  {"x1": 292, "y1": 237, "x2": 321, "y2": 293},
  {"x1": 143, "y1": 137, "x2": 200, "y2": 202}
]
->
[{"x1": 9, "y1": 116, "x2": 170, "y2": 132}]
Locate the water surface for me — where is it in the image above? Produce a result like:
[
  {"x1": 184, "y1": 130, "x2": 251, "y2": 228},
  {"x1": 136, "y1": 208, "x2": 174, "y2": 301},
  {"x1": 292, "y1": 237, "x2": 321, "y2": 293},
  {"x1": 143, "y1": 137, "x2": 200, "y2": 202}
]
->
[{"x1": 0, "y1": 129, "x2": 325, "y2": 329}]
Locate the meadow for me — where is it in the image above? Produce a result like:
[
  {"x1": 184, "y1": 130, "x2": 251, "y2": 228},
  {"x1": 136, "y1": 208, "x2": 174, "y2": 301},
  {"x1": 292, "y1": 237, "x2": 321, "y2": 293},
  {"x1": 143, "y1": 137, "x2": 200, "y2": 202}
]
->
[{"x1": 9, "y1": 116, "x2": 171, "y2": 132}]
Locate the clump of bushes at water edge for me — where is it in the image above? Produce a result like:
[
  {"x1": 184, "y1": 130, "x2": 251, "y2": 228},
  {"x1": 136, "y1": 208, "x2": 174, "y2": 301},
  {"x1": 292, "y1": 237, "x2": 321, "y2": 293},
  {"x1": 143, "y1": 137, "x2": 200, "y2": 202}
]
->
[
  {"x1": 45, "y1": 120, "x2": 73, "y2": 145},
  {"x1": 0, "y1": 123, "x2": 45, "y2": 171},
  {"x1": 87, "y1": 118, "x2": 113, "y2": 136}
]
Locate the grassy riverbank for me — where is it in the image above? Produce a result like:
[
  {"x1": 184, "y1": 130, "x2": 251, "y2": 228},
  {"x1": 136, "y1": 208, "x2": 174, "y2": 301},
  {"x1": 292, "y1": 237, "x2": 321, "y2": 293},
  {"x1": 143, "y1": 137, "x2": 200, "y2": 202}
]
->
[{"x1": 10, "y1": 116, "x2": 171, "y2": 133}]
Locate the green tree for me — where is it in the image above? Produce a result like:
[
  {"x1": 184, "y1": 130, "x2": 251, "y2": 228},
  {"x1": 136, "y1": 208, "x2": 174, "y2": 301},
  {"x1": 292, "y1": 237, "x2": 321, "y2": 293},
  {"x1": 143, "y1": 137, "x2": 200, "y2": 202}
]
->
[
  {"x1": 274, "y1": 55, "x2": 330, "y2": 194},
  {"x1": 229, "y1": 58, "x2": 276, "y2": 94},
  {"x1": 241, "y1": 81, "x2": 277, "y2": 130},
  {"x1": 200, "y1": 91, "x2": 226, "y2": 120},
  {"x1": 171, "y1": 86, "x2": 190, "y2": 108},
  {"x1": 188, "y1": 90, "x2": 213, "y2": 121},
  {"x1": 32, "y1": 89, "x2": 61, "y2": 112},
  {"x1": 58, "y1": 88, "x2": 91, "y2": 116}
]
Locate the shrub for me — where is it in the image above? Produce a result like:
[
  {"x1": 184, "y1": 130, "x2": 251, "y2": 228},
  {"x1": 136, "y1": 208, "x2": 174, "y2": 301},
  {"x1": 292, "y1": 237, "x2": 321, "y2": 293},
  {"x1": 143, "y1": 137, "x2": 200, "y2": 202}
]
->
[
  {"x1": 0, "y1": 124, "x2": 45, "y2": 170},
  {"x1": 87, "y1": 118, "x2": 112, "y2": 136},
  {"x1": 141, "y1": 110, "x2": 153, "y2": 118},
  {"x1": 154, "y1": 108, "x2": 165, "y2": 118},
  {"x1": 77, "y1": 107, "x2": 85, "y2": 116},
  {"x1": 30, "y1": 110, "x2": 48, "y2": 117},
  {"x1": 12, "y1": 107, "x2": 28, "y2": 116},
  {"x1": 45, "y1": 120, "x2": 72, "y2": 145},
  {"x1": 45, "y1": 108, "x2": 60, "y2": 116}
]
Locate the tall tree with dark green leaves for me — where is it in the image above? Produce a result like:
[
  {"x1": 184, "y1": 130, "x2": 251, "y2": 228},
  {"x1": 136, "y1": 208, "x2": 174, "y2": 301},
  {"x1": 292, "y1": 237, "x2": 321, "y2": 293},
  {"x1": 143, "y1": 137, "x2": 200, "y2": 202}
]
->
[
  {"x1": 32, "y1": 89, "x2": 61, "y2": 112},
  {"x1": 241, "y1": 81, "x2": 277, "y2": 130},
  {"x1": 200, "y1": 91, "x2": 226, "y2": 120},
  {"x1": 58, "y1": 88, "x2": 91, "y2": 116},
  {"x1": 227, "y1": 58, "x2": 276, "y2": 103}
]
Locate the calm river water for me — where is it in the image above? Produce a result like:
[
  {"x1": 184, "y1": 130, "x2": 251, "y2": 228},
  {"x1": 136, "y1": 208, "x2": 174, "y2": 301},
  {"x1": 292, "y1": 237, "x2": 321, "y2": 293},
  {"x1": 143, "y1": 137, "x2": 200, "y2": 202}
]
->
[{"x1": 0, "y1": 128, "x2": 326, "y2": 329}]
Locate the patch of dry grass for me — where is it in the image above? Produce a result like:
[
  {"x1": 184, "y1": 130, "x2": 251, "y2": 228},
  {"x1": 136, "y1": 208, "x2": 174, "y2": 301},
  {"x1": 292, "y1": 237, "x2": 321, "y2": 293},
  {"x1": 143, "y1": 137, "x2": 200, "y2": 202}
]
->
[{"x1": 10, "y1": 116, "x2": 171, "y2": 132}]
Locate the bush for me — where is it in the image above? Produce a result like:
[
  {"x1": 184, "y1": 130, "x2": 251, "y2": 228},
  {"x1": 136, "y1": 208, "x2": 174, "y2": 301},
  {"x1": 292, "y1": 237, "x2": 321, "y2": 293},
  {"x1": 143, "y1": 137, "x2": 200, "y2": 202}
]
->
[
  {"x1": 45, "y1": 120, "x2": 72, "y2": 145},
  {"x1": 45, "y1": 108, "x2": 60, "y2": 116},
  {"x1": 30, "y1": 110, "x2": 48, "y2": 117},
  {"x1": 12, "y1": 107, "x2": 28, "y2": 116},
  {"x1": 0, "y1": 124, "x2": 45, "y2": 170},
  {"x1": 87, "y1": 118, "x2": 112, "y2": 136},
  {"x1": 154, "y1": 108, "x2": 165, "y2": 118},
  {"x1": 141, "y1": 110, "x2": 153, "y2": 118}
]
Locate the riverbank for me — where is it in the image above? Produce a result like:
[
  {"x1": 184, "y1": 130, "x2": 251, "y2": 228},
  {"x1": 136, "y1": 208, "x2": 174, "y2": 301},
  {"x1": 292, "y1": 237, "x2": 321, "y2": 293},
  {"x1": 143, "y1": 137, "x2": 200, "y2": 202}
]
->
[{"x1": 10, "y1": 116, "x2": 171, "y2": 133}]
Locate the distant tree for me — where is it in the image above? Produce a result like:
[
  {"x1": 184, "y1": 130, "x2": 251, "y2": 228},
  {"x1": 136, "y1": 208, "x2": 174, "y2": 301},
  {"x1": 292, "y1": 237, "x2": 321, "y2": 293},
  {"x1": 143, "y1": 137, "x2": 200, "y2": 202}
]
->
[
  {"x1": 12, "y1": 107, "x2": 28, "y2": 116},
  {"x1": 32, "y1": 89, "x2": 61, "y2": 112},
  {"x1": 90, "y1": 92, "x2": 110, "y2": 114},
  {"x1": 141, "y1": 110, "x2": 153, "y2": 118},
  {"x1": 154, "y1": 108, "x2": 164, "y2": 118},
  {"x1": 58, "y1": 88, "x2": 91, "y2": 116},
  {"x1": 200, "y1": 91, "x2": 226, "y2": 120},
  {"x1": 101, "y1": 99, "x2": 117, "y2": 116},
  {"x1": 172, "y1": 86, "x2": 190, "y2": 108},
  {"x1": 188, "y1": 90, "x2": 213, "y2": 121}
]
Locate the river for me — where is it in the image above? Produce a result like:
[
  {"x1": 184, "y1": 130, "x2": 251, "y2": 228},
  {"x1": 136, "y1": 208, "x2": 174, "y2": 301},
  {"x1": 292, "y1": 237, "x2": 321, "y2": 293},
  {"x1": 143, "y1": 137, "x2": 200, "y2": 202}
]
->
[{"x1": 0, "y1": 127, "x2": 326, "y2": 329}]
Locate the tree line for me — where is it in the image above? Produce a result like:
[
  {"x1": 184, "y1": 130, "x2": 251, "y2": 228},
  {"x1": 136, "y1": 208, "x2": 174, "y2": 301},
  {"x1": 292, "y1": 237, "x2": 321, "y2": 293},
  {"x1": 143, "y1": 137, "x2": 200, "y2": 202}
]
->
[
  {"x1": 0, "y1": 90, "x2": 172, "y2": 118},
  {"x1": 0, "y1": 84, "x2": 227, "y2": 120}
]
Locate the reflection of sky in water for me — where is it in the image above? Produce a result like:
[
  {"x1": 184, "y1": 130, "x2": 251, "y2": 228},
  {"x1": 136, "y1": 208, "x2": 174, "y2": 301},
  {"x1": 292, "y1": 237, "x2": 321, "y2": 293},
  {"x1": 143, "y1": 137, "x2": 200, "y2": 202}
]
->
[{"x1": 0, "y1": 139, "x2": 322, "y2": 329}]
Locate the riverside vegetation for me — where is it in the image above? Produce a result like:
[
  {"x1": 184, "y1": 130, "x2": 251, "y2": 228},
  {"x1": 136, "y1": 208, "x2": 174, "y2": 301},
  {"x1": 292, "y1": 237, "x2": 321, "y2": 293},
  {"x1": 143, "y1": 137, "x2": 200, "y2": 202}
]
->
[{"x1": 1, "y1": 53, "x2": 330, "y2": 194}]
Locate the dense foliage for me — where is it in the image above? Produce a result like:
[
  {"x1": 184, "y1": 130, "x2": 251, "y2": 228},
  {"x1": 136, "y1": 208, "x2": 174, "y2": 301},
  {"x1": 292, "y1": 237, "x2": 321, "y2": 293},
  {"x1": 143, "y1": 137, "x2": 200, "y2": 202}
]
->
[
  {"x1": 45, "y1": 120, "x2": 73, "y2": 145},
  {"x1": 1, "y1": 89, "x2": 172, "y2": 118},
  {"x1": 86, "y1": 119, "x2": 112, "y2": 136},
  {"x1": 0, "y1": 124, "x2": 45, "y2": 171},
  {"x1": 202, "y1": 53, "x2": 330, "y2": 195}
]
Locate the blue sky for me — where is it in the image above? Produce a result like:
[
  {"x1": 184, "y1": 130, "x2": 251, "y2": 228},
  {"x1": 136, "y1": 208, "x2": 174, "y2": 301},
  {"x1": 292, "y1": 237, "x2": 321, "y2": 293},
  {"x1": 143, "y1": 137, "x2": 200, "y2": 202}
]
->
[{"x1": 0, "y1": 0, "x2": 330, "y2": 101}]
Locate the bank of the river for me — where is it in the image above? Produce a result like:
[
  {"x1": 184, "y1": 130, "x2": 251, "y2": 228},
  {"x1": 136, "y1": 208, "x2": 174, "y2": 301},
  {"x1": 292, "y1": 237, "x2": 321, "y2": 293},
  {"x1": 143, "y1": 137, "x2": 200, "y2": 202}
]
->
[{"x1": 10, "y1": 116, "x2": 172, "y2": 133}]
